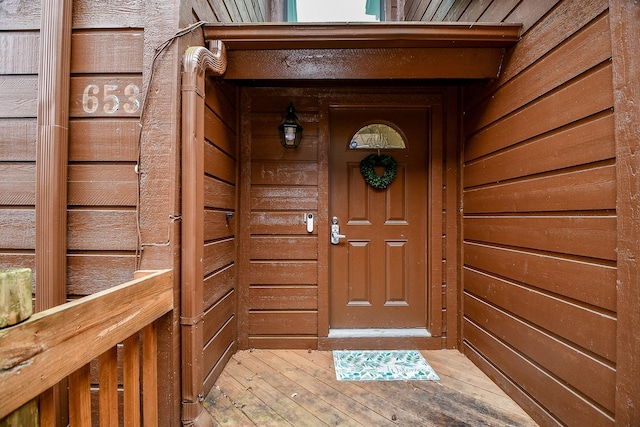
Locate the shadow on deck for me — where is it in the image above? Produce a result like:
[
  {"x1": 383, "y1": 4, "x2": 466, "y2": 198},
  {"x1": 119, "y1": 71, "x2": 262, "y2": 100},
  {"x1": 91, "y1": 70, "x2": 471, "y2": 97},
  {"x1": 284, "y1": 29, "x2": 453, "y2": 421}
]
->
[{"x1": 205, "y1": 349, "x2": 538, "y2": 426}]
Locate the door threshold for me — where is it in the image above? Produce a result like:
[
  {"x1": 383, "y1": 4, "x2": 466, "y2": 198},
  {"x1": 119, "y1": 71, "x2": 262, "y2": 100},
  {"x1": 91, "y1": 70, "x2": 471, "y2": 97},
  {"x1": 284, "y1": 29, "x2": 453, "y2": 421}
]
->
[{"x1": 328, "y1": 328, "x2": 431, "y2": 338}]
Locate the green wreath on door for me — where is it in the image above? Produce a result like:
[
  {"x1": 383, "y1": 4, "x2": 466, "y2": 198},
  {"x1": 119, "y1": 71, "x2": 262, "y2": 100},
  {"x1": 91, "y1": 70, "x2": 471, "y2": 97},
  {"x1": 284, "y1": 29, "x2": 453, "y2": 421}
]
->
[{"x1": 359, "y1": 154, "x2": 398, "y2": 189}]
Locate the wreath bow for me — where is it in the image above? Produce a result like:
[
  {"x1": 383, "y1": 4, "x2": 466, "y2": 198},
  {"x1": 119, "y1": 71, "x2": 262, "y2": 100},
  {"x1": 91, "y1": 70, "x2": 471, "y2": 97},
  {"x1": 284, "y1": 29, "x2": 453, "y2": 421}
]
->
[{"x1": 359, "y1": 154, "x2": 398, "y2": 189}]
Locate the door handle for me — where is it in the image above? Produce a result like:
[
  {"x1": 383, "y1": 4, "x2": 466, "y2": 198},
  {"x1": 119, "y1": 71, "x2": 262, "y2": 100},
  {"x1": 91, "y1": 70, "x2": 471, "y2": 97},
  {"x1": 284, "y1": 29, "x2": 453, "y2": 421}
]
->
[{"x1": 331, "y1": 217, "x2": 346, "y2": 245}]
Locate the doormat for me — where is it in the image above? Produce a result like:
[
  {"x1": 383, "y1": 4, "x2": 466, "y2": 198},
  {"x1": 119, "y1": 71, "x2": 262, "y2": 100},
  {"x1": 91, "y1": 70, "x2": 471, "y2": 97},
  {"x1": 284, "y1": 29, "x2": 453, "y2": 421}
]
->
[{"x1": 333, "y1": 350, "x2": 440, "y2": 381}]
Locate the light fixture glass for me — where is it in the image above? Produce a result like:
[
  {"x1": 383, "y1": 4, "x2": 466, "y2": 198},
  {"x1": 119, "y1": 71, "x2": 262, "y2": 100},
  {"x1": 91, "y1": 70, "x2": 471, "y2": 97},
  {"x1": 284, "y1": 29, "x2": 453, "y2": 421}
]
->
[{"x1": 278, "y1": 103, "x2": 303, "y2": 148}]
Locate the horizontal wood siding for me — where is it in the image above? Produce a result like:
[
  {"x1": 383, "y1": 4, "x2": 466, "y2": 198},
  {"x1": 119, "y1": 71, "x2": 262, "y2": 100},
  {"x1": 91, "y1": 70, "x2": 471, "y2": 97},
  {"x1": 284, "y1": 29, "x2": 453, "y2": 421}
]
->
[
  {"x1": 240, "y1": 88, "x2": 320, "y2": 349},
  {"x1": 462, "y1": 1, "x2": 616, "y2": 425},
  {"x1": 202, "y1": 77, "x2": 238, "y2": 391},
  {"x1": 405, "y1": 0, "x2": 556, "y2": 32},
  {"x1": 66, "y1": 23, "x2": 143, "y2": 297},
  {"x1": 0, "y1": 2, "x2": 39, "y2": 287},
  {"x1": 0, "y1": 2, "x2": 145, "y2": 296}
]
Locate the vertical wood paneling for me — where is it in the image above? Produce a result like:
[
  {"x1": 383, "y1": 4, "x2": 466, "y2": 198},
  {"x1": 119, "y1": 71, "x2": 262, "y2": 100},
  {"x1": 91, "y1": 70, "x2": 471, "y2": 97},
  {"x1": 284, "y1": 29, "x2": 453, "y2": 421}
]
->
[{"x1": 462, "y1": 2, "x2": 618, "y2": 424}]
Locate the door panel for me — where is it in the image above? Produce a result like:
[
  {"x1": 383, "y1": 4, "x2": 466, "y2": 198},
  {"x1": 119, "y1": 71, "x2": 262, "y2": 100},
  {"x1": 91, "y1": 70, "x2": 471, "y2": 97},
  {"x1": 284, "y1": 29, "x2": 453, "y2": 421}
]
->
[{"x1": 330, "y1": 106, "x2": 429, "y2": 329}]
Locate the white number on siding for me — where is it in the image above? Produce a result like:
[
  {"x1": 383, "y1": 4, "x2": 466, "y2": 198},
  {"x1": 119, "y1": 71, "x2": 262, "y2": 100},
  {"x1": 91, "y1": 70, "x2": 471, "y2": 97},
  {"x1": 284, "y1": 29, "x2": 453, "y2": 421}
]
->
[
  {"x1": 82, "y1": 84, "x2": 100, "y2": 114},
  {"x1": 81, "y1": 83, "x2": 140, "y2": 115},
  {"x1": 123, "y1": 83, "x2": 140, "y2": 114}
]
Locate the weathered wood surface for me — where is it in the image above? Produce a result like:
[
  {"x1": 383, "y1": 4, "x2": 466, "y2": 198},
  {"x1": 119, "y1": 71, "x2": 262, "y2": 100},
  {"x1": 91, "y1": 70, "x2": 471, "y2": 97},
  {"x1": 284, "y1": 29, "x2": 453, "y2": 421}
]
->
[
  {"x1": 0, "y1": 32, "x2": 39, "y2": 75},
  {"x1": 205, "y1": 349, "x2": 538, "y2": 426},
  {"x1": 462, "y1": 2, "x2": 618, "y2": 425},
  {"x1": 0, "y1": 269, "x2": 172, "y2": 419},
  {"x1": 464, "y1": 242, "x2": 616, "y2": 311},
  {"x1": 0, "y1": 400, "x2": 38, "y2": 427},
  {"x1": 465, "y1": 63, "x2": 613, "y2": 162},
  {"x1": 225, "y1": 47, "x2": 506, "y2": 80},
  {"x1": 0, "y1": 119, "x2": 36, "y2": 161},
  {"x1": 464, "y1": 112, "x2": 615, "y2": 188},
  {"x1": 610, "y1": 0, "x2": 640, "y2": 424},
  {"x1": 70, "y1": 30, "x2": 144, "y2": 73},
  {"x1": 202, "y1": 79, "x2": 238, "y2": 386},
  {"x1": 465, "y1": 294, "x2": 615, "y2": 413},
  {"x1": 0, "y1": 268, "x2": 32, "y2": 328}
]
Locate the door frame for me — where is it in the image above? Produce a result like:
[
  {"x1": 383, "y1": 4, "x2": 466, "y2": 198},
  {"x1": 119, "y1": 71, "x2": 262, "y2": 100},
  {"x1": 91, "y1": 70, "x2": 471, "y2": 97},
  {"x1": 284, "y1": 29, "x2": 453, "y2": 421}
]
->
[{"x1": 316, "y1": 89, "x2": 459, "y2": 350}]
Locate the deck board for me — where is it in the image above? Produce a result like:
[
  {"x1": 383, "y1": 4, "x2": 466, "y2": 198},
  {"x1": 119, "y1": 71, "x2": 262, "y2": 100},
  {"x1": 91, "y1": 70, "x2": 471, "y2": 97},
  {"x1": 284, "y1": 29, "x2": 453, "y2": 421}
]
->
[{"x1": 205, "y1": 349, "x2": 538, "y2": 426}]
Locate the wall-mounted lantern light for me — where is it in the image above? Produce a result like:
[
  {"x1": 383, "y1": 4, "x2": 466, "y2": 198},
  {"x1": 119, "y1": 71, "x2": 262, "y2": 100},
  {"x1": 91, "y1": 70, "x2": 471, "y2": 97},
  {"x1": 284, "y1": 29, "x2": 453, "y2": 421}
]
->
[{"x1": 278, "y1": 103, "x2": 303, "y2": 148}]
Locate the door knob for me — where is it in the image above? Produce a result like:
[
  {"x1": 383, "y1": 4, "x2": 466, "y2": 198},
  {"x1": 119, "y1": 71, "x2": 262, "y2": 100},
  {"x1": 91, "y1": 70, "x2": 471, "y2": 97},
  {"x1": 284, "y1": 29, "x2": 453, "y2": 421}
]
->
[{"x1": 331, "y1": 217, "x2": 346, "y2": 245}]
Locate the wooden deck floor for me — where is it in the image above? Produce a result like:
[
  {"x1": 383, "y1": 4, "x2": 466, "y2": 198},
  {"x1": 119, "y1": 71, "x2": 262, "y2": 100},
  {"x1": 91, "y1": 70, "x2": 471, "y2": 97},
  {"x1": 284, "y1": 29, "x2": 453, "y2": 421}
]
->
[{"x1": 204, "y1": 349, "x2": 538, "y2": 426}]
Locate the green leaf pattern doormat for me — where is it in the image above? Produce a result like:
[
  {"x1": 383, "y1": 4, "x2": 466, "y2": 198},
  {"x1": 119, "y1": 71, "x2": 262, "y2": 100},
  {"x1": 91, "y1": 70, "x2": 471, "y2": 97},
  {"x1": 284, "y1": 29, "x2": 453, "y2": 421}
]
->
[{"x1": 333, "y1": 350, "x2": 440, "y2": 381}]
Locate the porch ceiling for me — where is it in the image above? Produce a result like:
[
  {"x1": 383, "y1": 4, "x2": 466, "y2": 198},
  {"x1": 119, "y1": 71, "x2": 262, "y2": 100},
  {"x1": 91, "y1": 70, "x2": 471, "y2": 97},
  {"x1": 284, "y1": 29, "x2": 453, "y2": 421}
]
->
[{"x1": 204, "y1": 22, "x2": 521, "y2": 80}]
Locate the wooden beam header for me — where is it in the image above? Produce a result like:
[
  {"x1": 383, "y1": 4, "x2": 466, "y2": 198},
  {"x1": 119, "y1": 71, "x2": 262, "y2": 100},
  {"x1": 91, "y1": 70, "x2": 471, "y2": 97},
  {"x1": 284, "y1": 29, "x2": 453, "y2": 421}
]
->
[
  {"x1": 204, "y1": 22, "x2": 521, "y2": 80},
  {"x1": 205, "y1": 22, "x2": 522, "y2": 50}
]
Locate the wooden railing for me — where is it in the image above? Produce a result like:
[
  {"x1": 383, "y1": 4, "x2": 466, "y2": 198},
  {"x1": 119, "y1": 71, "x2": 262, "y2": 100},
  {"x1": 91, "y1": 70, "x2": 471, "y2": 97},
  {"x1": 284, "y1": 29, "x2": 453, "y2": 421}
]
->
[{"x1": 0, "y1": 269, "x2": 173, "y2": 426}]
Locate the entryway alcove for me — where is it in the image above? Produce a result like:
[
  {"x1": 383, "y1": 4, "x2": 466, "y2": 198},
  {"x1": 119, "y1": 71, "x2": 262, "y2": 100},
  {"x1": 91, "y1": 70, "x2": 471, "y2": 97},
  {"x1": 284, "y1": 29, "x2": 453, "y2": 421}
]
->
[{"x1": 179, "y1": 22, "x2": 522, "y2": 424}]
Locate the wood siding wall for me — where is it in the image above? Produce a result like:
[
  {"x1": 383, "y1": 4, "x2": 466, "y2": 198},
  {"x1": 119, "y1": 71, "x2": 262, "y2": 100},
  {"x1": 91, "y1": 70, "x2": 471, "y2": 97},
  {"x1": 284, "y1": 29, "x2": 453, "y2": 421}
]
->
[
  {"x1": 461, "y1": 1, "x2": 616, "y2": 426},
  {"x1": 180, "y1": 0, "x2": 264, "y2": 407},
  {"x1": 0, "y1": 3, "x2": 40, "y2": 285},
  {"x1": 239, "y1": 88, "x2": 321, "y2": 350},
  {"x1": 0, "y1": 1, "x2": 144, "y2": 297},
  {"x1": 66, "y1": 11, "x2": 144, "y2": 296},
  {"x1": 202, "y1": 78, "x2": 239, "y2": 392},
  {"x1": 405, "y1": 0, "x2": 559, "y2": 31},
  {"x1": 237, "y1": 87, "x2": 460, "y2": 350},
  {"x1": 187, "y1": 0, "x2": 269, "y2": 23}
]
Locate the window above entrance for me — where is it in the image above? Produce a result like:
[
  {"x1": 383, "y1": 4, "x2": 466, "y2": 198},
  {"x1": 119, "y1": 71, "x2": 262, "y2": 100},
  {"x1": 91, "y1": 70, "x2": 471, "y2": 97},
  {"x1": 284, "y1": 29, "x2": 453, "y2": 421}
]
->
[
  {"x1": 349, "y1": 123, "x2": 406, "y2": 149},
  {"x1": 286, "y1": 0, "x2": 383, "y2": 22}
]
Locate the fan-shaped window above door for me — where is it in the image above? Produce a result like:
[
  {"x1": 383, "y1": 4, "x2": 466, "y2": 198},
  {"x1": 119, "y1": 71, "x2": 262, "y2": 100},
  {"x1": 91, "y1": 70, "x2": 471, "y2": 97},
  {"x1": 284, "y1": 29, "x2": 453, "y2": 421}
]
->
[{"x1": 349, "y1": 123, "x2": 406, "y2": 149}]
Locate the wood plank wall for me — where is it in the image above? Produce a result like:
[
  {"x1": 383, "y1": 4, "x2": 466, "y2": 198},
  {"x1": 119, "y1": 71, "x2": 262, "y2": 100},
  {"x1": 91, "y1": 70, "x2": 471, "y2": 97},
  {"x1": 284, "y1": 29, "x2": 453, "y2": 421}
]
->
[
  {"x1": 461, "y1": 1, "x2": 616, "y2": 426},
  {"x1": 202, "y1": 78, "x2": 239, "y2": 392},
  {"x1": 239, "y1": 88, "x2": 321, "y2": 350},
  {"x1": 67, "y1": 7, "x2": 144, "y2": 297},
  {"x1": 188, "y1": 0, "x2": 269, "y2": 23},
  {"x1": 183, "y1": 0, "x2": 266, "y2": 401},
  {"x1": 0, "y1": 1, "x2": 144, "y2": 297},
  {"x1": 237, "y1": 87, "x2": 459, "y2": 350},
  {"x1": 0, "y1": 2, "x2": 40, "y2": 284}
]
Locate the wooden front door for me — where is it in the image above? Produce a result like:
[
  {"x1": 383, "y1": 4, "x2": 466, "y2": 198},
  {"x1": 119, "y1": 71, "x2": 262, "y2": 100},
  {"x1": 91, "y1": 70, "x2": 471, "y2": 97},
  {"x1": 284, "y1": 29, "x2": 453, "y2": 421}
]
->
[{"x1": 329, "y1": 105, "x2": 430, "y2": 329}]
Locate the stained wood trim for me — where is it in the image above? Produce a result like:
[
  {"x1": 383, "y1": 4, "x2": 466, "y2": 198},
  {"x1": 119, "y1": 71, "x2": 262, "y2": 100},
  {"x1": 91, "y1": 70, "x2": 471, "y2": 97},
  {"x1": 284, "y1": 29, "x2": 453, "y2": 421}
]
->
[
  {"x1": 445, "y1": 87, "x2": 462, "y2": 349},
  {"x1": 317, "y1": 98, "x2": 330, "y2": 337},
  {"x1": 35, "y1": 0, "x2": 72, "y2": 312},
  {"x1": 35, "y1": 2, "x2": 73, "y2": 420},
  {"x1": 237, "y1": 87, "x2": 253, "y2": 349},
  {"x1": 610, "y1": 1, "x2": 640, "y2": 425},
  {"x1": 204, "y1": 22, "x2": 521, "y2": 49},
  {"x1": 430, "y1": 102, "x2": 444, "y2": 336},
  {"x1": 224, "y1": 48, "x2": 508, "y2": 80},
  {"x1": 204, "y1": 23, "x2": 520, "y2": 80}
]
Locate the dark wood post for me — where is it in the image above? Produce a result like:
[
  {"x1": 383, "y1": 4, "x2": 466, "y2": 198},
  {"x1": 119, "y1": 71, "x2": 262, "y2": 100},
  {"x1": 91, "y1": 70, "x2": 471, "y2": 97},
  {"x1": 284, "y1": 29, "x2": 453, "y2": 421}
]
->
[{"x1": 610, "y1": 0, "x2": 640, "y2": 425}]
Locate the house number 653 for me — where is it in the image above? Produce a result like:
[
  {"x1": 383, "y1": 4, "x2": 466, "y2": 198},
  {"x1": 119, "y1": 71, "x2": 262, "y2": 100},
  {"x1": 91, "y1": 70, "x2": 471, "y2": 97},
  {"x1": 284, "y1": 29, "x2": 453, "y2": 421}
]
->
[{"x1": 82, "y1": 83, "x2": 140, "y2": 114}]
